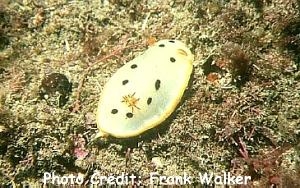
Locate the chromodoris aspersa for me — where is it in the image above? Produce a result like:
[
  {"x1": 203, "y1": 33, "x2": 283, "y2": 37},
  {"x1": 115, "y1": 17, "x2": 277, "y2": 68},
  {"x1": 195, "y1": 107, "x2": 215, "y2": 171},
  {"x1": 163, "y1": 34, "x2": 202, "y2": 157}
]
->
[{"x1": 96, "y1": 39, "x2": 194, "y2": 138}]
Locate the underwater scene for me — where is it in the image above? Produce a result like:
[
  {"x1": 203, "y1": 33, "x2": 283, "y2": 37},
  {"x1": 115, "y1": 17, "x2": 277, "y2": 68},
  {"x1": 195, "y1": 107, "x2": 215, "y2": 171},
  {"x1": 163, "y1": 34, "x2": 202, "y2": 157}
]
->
[{"x1": 0, "y1": 0, "x2": 300, "y2": 187}]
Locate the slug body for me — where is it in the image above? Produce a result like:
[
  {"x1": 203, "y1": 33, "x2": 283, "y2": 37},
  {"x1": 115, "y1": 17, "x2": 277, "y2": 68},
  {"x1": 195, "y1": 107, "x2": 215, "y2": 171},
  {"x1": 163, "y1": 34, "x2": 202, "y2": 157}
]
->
[{"x1": 96, "y1": 39, "x2": 194, "y2": 138}]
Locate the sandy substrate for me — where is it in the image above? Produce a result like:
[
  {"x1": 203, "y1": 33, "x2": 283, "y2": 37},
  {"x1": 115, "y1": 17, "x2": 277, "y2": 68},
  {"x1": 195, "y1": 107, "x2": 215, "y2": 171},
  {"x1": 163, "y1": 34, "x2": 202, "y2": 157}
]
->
[{"x1": 0, "y1": 0, "x2": 300, "y2": 186}]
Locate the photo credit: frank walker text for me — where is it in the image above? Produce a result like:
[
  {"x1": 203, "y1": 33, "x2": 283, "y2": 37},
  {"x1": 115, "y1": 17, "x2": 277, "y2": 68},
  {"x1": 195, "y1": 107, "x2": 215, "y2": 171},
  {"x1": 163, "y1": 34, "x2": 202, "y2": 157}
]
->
[{"x1": 43, "y1": 171, "x2": 251, "y2": 186}]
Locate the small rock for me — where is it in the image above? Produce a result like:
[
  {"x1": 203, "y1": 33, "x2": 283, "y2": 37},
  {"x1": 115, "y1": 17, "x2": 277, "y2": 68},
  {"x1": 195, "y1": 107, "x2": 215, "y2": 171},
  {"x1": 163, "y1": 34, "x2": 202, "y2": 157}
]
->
[
  {"x1": 39, "y1": 73, "x2": 72, "y2": 107},
  {"x1": 151, "y1": 157, "x2": 164, "y2": 168}
]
